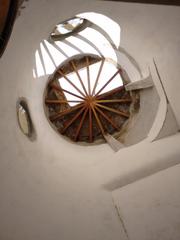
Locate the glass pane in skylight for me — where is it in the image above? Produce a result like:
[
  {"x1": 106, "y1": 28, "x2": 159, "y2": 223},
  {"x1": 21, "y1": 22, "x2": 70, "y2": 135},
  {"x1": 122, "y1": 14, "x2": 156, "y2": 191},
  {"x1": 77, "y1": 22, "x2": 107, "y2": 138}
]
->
[{"x1": 54, "y1": 18, "x2": 84, "y2": 35}]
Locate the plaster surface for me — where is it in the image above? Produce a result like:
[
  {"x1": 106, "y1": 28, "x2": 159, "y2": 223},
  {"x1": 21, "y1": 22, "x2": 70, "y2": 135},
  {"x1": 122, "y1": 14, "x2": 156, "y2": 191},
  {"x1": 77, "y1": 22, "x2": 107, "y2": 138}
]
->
[
  {"x1": 0, "y1": 1, "x2": 180, "y2": 239},
  {"x1": 112, "y1": 163, "x2": 180, "y2": 240}
]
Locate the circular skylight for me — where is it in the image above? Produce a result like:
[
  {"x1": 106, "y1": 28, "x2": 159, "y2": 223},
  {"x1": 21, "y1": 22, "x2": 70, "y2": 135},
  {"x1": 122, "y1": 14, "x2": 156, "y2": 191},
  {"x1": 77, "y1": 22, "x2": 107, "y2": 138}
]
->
[{"x1": 44, "y1": 54, "x2": 135, "y2": 143}]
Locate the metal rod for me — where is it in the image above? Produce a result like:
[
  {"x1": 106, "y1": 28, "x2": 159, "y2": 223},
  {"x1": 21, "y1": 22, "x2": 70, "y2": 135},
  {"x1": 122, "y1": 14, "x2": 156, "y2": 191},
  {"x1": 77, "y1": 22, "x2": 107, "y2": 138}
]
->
[
  {"x1": 91, "y1": 59, "x2": 105, "y2": 96},
  {"x1": 95, "y1": 103, "x2": 129, "y2": 118}
]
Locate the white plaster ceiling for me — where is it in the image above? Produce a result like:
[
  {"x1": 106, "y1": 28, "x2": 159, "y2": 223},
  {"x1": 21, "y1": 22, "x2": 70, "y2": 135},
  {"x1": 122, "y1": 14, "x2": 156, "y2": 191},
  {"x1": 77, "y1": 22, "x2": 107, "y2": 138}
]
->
[{"x1": 0, "y1": 1, "x2": 180, "y2": 239}]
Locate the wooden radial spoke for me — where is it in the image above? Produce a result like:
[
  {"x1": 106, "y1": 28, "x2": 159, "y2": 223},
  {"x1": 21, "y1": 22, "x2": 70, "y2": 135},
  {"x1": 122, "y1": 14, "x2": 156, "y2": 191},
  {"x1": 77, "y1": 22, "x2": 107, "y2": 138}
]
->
[
  {"x1": 95, "y1": 106, "x2": 119, "y2": 130},
  {"x1": 50, "y1": 102, "x2": 84, "y2": 121},
  {"x1": 95, "y1": 103, "x2": 130, "y2": 118},
  {"x1": 51, "y1": 83, "x2": 85, "y2": 100},
  {"x1": 96, "y1": 85, "x2": 125, "y2": 100},
  {"x1": 86, "y1": 56, "x2": 91, "y2": 95},
  {"x1": 96, "y1": 99, "x2": 132, "y2": 104},
  {"x1": 45, "y1": 99, "x2": 82, "y2": 104},
  {"x1": 89, "y1": 108, "x2": 93, "y2": 142},
  {"x1": 95, "y1": 69, "x2": 121, "y2": 97},
  {"x1": 58, "y1": 69, "x2": 86, "y2": 97},
  {"x1": 70, "y1": 60, "x2": 88, "y2": 96},
  {"x1": 92, "y1": 58, "x2": 105, "y2": 96},
  {"x1": 60, "y1": 106, "x2": 86, "y2": 134},
  {"x1": 74, "y1": 107, "x2": 89, "y2": 141},
  {"x1": 91, "y1": 106, "x2": 105, "y2": 137}
]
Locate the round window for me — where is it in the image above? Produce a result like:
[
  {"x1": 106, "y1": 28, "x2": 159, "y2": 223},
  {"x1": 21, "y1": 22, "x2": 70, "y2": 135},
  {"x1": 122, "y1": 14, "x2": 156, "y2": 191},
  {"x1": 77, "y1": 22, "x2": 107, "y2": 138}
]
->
[{"x1": 44, "y1": 54, "x2": 138, "y2": 143}]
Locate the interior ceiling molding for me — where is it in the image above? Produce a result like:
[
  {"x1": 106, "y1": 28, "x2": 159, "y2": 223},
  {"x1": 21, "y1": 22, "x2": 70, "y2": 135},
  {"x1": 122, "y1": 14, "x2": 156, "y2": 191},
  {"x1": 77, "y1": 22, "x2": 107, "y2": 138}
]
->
[{"x1": 102, "y1": 0, "x2": 180, "y2": 6}]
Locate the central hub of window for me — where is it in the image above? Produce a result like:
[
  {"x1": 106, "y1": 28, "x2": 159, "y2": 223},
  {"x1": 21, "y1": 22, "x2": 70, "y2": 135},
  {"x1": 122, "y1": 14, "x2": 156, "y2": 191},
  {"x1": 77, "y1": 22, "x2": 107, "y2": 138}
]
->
[
  {"x1": 44, "y1": 54, "x2": 134, "y2": 144},
  {"x1": 84, "y1": 96, "x2": 96, "y2": 106}
]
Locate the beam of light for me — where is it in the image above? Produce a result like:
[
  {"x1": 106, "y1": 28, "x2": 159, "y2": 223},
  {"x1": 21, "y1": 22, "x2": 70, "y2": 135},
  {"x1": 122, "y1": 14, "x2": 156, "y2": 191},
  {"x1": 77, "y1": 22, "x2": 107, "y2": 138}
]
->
[
  {"x1": 55, "y1": 41, "x2": 79, "y2": 57},
  {"x1": 78, "y1": 27, "x2": 117, "y2": 61},
  {"x1": 35, "y1": 50, "x2": 45, "y2": 77},
  {"x1": 66, "y1": 35, "x2": 100, "y2": 56},
  {"x1": 40, "y1": 42, "x2": 55, "y2": 75},
  {"x1": 44, "y1": 40, "x2": 68, "y2": 66},
  {"x1": 32, "y1": 68, "x2": 37, "y2": 78}
]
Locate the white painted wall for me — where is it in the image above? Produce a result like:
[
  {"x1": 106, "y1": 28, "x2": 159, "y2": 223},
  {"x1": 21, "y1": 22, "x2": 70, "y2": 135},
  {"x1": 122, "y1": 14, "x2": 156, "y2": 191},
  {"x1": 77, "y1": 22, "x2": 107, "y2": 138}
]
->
[
  {"x1": 112, "y1": 163, "x2": 180, "y2": 240},
  {"x1": 0, "y1": 1, "x2": 180, "y2": 239}
]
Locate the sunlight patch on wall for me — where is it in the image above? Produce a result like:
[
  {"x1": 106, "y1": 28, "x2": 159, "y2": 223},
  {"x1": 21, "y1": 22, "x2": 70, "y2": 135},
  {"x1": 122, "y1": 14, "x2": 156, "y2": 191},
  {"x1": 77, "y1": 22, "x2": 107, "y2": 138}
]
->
[
  {"x1": 40, "y1": 43, "x2": 55, "y2": 74},
  {"x1": 55, "y1": 41, "x2": 79, "y2": 57},
  {"x1": 32, "y1": 69, "x2": 36, "y2": 78},
  {"x1": 35, "y1": 50, "x2": 45, "y2": 77},
  {"x1": 77, "y1": 12, "x2": 121, "y2": 48},
  {"x1": 33, "y1": 12, "x2": 121, "y2": 79},
  {"x1": 66, "y1": 35, "x2": 100, "y2": 56},
  {"x1": 78, "y1": 27, "x2": 117, "y2": 60},
  {"x1": 44, "y1": 40, "x2": 67, "y2": 66}
]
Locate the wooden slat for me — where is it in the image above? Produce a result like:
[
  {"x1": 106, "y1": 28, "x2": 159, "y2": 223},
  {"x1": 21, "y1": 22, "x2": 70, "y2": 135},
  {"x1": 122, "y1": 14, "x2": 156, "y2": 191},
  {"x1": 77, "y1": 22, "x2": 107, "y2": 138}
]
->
[
  {"x1": 95, "y1": 69, "x2": 121, "y2": 96},
  {"x1": 91, "y1": 106, "x2": 105, "y2": 136},
  {"x1": 45, "y1": 99, "x2": 82, "y2": 104},
  {"x1": 51, "y1": 83, "x2": 85, "y2": 100},
  {"x1": 95, "y1": 106, "x2": 119, "y2": 130},
  {"x1": 58, "y1": 69, "x2": 86, "y2": 97},
  {"x1": 86, "y1": 56, "x2": 91, "y2": 95},
  {"x1": 71, "y1": 60, "x2": 88, "y2": 96},
  {"x1": 95, "y1": 103, "x2": 130, "y2": 118},
  {"x1": 74, "y1": 107, "x2": 88, "y2": 141},
  {"x1": 92, "y1": 59, "x2": 105, "y2": 96},
  {"x1": 96, "y1": 85, "x2": 125, "y2": 100},
  {"x1": 50, "y1": 102, "x2": 84, "y2": 121},
  {"x1": 60, "y1": 106, "x2": 86, "y2": 134},
  {"x1": 96, "y1": 98, "x2": 132, "y2": 103},
  {"x1": 89, "y1": 107, "x2": 93, "y2": 142}
]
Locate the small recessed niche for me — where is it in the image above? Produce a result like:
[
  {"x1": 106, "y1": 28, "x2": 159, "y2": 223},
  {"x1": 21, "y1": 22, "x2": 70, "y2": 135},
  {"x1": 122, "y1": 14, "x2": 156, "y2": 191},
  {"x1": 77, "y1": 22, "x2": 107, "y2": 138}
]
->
[{"x1": 17, "y1": 98, "x2": 36, "y2": 140}]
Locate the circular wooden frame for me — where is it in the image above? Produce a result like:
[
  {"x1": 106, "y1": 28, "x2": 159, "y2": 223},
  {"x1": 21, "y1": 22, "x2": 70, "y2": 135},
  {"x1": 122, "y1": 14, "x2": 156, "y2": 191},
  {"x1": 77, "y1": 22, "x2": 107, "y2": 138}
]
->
[{"x1": 44, "y1": 54, "x2": 138, "y2": 143}]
